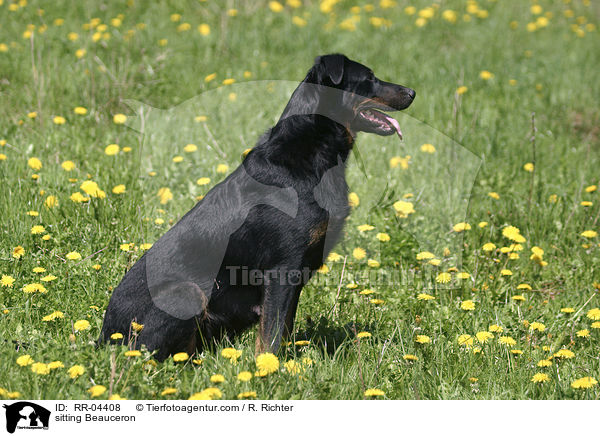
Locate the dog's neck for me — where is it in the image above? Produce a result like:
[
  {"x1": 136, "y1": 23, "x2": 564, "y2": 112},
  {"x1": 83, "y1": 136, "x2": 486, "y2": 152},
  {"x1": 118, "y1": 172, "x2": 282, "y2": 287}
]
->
[{"x1": 266, "y1": 114, "x2": 354, "y2": 172}]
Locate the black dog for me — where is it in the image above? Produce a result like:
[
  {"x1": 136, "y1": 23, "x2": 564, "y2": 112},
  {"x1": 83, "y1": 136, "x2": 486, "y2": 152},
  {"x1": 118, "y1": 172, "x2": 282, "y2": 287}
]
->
[{"x1": 99, "y1": 54, "x2": 415, "y2": 360}]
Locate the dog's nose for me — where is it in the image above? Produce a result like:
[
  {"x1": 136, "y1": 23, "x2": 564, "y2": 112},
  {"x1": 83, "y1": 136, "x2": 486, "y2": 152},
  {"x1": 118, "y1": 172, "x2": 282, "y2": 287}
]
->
[{"x1": 406, "y1": 88, "x2": 416, "y2": 100}]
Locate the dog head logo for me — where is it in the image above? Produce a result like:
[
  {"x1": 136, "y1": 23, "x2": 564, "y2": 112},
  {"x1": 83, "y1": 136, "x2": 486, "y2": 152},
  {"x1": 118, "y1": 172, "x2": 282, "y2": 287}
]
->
[{"x1": 2, "y1": 402, "x2": 51, "y2": 433}]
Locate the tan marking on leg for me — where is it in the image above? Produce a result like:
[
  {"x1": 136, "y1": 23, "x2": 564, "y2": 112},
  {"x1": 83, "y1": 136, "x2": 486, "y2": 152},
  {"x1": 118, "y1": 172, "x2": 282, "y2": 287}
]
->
[
  {"x1": 185, "y1": 332, "x2": 197, "y2": 355},
  {"x1": 309, "y1": 221, "x2": 328, "y2": 246},
  {"x1": 255, "y1": 306, "x2": 267, "y2": 355}
]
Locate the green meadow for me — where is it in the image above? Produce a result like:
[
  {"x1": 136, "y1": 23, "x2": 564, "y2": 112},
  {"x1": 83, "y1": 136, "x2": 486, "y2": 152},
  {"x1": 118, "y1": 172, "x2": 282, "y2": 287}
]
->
[{"x1": 1, "y1": 0, "x2": 600, "y2": 400}]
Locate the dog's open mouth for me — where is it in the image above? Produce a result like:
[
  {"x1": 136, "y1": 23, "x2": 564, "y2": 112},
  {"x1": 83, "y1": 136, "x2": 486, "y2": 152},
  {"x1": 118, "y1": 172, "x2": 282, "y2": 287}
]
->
[{"x1": 358, "y1": 108, "x2": 403, "y2": 139}]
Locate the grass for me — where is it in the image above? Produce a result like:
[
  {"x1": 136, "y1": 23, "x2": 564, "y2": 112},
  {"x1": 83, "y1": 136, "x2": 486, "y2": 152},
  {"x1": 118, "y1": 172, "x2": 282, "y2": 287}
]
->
[{"x1": 1, "y1": 0, "x2": 600, "y2": 400}]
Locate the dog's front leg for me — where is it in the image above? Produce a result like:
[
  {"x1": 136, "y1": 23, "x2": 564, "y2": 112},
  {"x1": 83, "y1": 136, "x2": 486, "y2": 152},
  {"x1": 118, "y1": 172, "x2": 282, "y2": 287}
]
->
[{"x1": 255, "y1": 269, "x2": 299, "y2": 354}]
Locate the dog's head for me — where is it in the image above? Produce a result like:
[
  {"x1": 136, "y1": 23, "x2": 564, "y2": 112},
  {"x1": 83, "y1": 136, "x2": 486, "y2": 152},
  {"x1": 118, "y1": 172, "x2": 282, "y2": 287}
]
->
[{"x1": 306, "y1": 54, "x2": 415, "y2": 139}]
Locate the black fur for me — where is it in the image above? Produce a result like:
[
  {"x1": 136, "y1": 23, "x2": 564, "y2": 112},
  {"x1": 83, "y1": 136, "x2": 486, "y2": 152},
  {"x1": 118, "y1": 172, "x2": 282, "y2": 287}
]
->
[{"x1": 99, "y1": 54, "x2": 415, "y2": 360}]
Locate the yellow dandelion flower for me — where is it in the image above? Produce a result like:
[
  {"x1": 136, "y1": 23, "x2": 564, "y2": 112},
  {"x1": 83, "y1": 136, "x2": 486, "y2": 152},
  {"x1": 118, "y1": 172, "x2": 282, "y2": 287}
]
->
[
  {"x1": 104, "y1": 144, "x2": 120, "y2": 155},
  {"x1": 74, "y1": 319, "x2": 90, "y2": 331},
  {"x1": 31, "y1": 362, "x2": 50, "y2": 375},
  {"x1": 453, "y1": 222, "x2": 471, "y2": 232},
  {"x1": 317, "y1": 264, "x2": 329, "y2": 274},
  {"x1": 221, "y1": 348, "x2": 242, "y2": 361},
  {"x1": 367, "y1": 259, "x2": 380, "y2": 268},
  {"x1": 420, "y1": 143, "x2": 436, "y2": 153},
  {"x1": 256, "y1": 353, "x2": 279, "y2": 375},
  {"x1": 571, "y1": 377, "x2": 597, "y2": 389},
  {"x1": 357, "y1": 224, "x2": 374, "y2": 232},
  {"x1": 42, "y1": 311, "x2": 64, "y2": 321},
  {"x1": 476, "y1": 331, "x2": 493, "y2": 343},
  {"x1": 456, "y1": 85, "x2": 468, "y2": 95},
  {"x1": 376, "y1": 232, "x2": 390, "y2": 242},
  {"x1": 112, "y1": 184, "x2": 126, "y2": 194},
  {"x1": 416, "y1": 251, "x2": 435, "y2": 260},
  {"x1": 31, "y1": 225, "x2": 46, "y2": 235},
  {"x1": 88, "y1": 385, "x2": 107, "y2": 398},
  {"x1": 502, "y1": 226, "x2": 525, "y2": 242},
  {"x1": 587, "y1": 308, "x2": 600, "y2": 320},
  {"x1": 348, "y1": 192, "x2": 360, "y2": 207},
  {"x1": 460, "y1": 300, "x2": 475, "y2": 311},
  {"x1": 48, "y1": 361, "x2": 64, "y2": 370},
  {"x1": 216, "y1": 164, "x2": 229, "y2": 174},
  {"x1": 16, "y1": 355, "x2": 35, "y2": 366},
  {"x1": 393, "y1": 200, "x2": 415, "y2": 218},
  {"x1": 284, "y1": 360, "x2": 304, "y2": 375},
  {"x1": 415, "y1": 335, "x2": 431, "y2": 344},
  {"x1": 210, "y1": 374, "x2": 225, "y2": 383},
  {"x1": 364, "y1": 388, "x2": 385, "y2": 397},
  {"x1": 417, "y1": 293, "x2": 435, "y2": 301},
  {"x1": 198, "y1": 24, "x2": 211, "y2": 35},
  {"x1": 28, "y1": 157, "x2": 42, "y2": 170},
  {"x1": 22, "y1": 283, "x2": 47, "y2": 294},
  {"x1": 457, "y1": 334, "x2": 474, "y2": 346},
  {"x1": 61, "y1": 160, "x2": 76, "y2": 171},
  {"x1": 113, "y1": 114, "x2": 127, "y2": 124},
  {"x1": 530, "y1": 322, "x2": 545, "y2": 332},
  {"x1": 292, "y1": 16, "x2": 307, "y2": 26},
  {"x1": 68, "y1": 365, "x2": 85, "y2": 378},
  {"x1": 44, "y1": 195, "x2": 58, "y2": 208},
  {"x1": 479, "y1": 70, "x2": 494, "y2": 80},
  {"x1": 124, "y1": 350, "x2": 141, "y2": 357},
  {"x1": 1, "y1": 275, "x2": 16, "y2": 287},
  {"x1": 436, "y1": 272, "x2": 451, "y2": 284},
  {"x1": 157, "y1": 187, "x2": 173, "y2": 204},
  {"x1": 554, "y1": 349, "x2": 575, "y2": 359},
  {"x1": 352, "y1": 247, "x2": 366, "y2": 260},
  {"x1": 66, "y1": 251, "x2": 82, "y2": 260},
  {"x1": 498, "y1": 336, "x2": 516, "y2": 347},
  {"x1": 237, "y1": 371, "x2": 253, "y2": 382},
  {"x1": 531, "y1": 373, "x2": 549, "y2": 383}
]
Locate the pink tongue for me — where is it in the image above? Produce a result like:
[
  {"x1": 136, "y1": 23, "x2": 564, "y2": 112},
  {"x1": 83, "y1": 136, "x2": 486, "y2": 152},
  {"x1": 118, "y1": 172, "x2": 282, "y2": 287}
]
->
[{"x1": 383, "y1": 114, "x2": 403, "y2": 140}]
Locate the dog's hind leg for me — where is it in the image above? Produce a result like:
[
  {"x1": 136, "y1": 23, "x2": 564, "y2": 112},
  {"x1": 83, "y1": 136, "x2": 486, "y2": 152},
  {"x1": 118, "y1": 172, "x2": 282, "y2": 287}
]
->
[
  {"x1": 282, "y1": 287, "x2": 302, "y2": 342},
  {"x1": 255, "y1": 268, "x2": 303, "y2": 354}
]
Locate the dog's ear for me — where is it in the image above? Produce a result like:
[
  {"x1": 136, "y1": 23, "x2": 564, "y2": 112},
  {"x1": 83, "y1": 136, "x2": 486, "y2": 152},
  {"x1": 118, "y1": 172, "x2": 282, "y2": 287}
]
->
[{"x1": 314, "y1": 54, "x2": 345, "y2": 85}]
